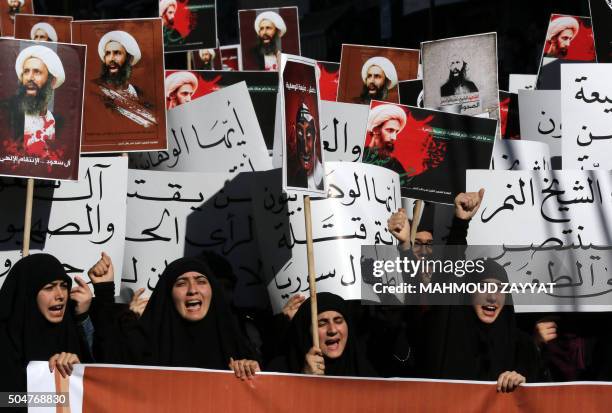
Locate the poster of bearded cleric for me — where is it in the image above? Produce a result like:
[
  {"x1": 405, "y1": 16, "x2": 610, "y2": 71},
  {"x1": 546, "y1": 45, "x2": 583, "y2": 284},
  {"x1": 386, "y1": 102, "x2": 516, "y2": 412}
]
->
[
  {"x1": 14, "y1": 14, "x2": 73, "y2": 43},
  {"x1": 0, "y1": 39, "x2": 86, "y2": 181},
  {"x1": 239, "y1": 7, "x2": 301, "y2": 72},
  {"x1": 422, "y1": 33, "x2": 500, "y2": 123},
  {"x1": 159, "y1": 0, "x2": 217, "y2": 53},
  {"x1": 336, "y1": 44, "x2": 420, "y2": 105},
  {"x1": 0, "y1": 0, "x2": 33, "y2": 37},
  {"x1": 536, "y1": 14, "x2": 595, "y2": 89},
  {"x1": 281, "y1": 55, "x2": 326, "y2": 196},
  {"x1": 362, "y1": 101, "x2": 496, "y2": 204},
  {"x1": 72, "y1": 19, "x2": 167, "y2": 153}
]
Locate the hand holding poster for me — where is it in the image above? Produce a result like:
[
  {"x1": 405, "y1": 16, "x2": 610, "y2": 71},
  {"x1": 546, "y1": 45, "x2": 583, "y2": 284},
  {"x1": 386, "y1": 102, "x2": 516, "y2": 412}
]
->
[
  {"x1": 362, "y1": 101, "x2": 497, "y2": 204},
  {"x1": 0, "y1": 156, "x2": 127, "y2": 291},
  {"x1": 0, "y1": 39, "x2": 86, "y2": 181},
  {"x1": 72, "y1": 18, "x2": 167, "y2": 153},
  {"x1": 280, "y1": 54, "x2": 327, "y2": 196},
  {"x1": 253, "y1": 162, "x2": 400, "y2": 313},
  {"x1": 562, "y1": 64, "x2": 612, "y2": 170},
  {"x1": 130, "y1": 82, "x2": 272, "y2": 174}
]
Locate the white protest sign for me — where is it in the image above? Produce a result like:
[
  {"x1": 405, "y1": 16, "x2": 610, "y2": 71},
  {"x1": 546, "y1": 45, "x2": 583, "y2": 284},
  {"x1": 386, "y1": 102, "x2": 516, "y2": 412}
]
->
[
  {"x1": 562, "y1": 64, "x2": 612, "y2": 170},
  {"x1": 465, "y1": 244, "x2": 612, "y2": 312},
  {"x1": 129, "y1": 82, "x2": 272, "y2": 173},
  {"x1": 0, "y1": 156, "x2": 127, "y2": 291},
  {"x1": 466, "y1": 169, "x2": 612, "y2": 246},
  {"x1": 321, "y1": 101, "x2": 368, "y2": 162},
  {"x1": 509, "y1": 74, "x2": 536, "y2": 93},
  {"x1": 518, "y1": 90, "x2": 561, "y2": 162},
  {"x1": 123, "y1": 169, "x2": 267, "y2": 308},
  {"x1": 491, "y1": 139, "x2": 551, "y2": 170},
  {"x1": 253, "y1": 162, "x2": 401, "y2": 313}
]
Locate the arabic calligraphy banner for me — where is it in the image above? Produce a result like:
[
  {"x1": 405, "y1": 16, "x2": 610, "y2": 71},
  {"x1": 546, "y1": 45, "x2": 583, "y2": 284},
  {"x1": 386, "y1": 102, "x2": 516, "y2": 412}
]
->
[
  {"x1": 129, "y1": 82, "x2": 273, "y2": 175},
  {"x1": 518, "y1": 89, "x2": 561, "y2": 167},
  {"x1": 562, "y1": 64, "x2": 612, "y2": 170},
  {"x1": 0, "y1": 156, "x2": 127, "y2": 290},
  {"x1": 26, "y1": 361, "x2": 612, "y2": 413},
  {"x1": 252, "y1": 162, "x2": 400, "y2": 313},
  {"x1": 320, "y1": 100, "x2": 368, "y2": 163},
  {"x1": 491, "y1": 140, "x2": 551, "y2": 171},
  {"x1": 123, "y1": 169, "x2": 268, "y2": 308}
]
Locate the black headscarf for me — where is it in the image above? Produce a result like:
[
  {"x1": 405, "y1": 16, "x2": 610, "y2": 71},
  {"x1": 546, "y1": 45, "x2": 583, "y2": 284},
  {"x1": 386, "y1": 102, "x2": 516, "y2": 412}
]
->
[
  {"x1": 134, "y1": 257, "x2": 254, "y2": 369},
  {"x1": 0, "y1": 254, "x2": 80, "y2": 392},
  {"x1": 419, "y1": 259, "x2": 540, "y2": 381},
  {"x1": 288, "y1": 293, "x2": 375, "y2": 377}
]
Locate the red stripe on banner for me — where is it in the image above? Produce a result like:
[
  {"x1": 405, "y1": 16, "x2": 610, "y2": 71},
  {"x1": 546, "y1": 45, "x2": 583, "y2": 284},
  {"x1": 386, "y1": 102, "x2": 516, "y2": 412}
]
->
[{"x1": 80, "y1": 366, "x2": 612, "y2": 412}]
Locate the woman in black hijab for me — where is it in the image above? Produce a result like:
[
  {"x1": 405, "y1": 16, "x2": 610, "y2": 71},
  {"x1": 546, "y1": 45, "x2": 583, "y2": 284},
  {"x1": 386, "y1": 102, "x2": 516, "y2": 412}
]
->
[
  {"x1": 0, "y1": 254, "x2": 86, "y2": 392},
  {"x1": 90, "y1": 254, "x2": 259, "y2": 379},
  {"x1": 280, "y1": 292, "x2": 376, "y2": 377},
  {"x1": 418, "y1": 259, "x2": 541, "y2": 392}
]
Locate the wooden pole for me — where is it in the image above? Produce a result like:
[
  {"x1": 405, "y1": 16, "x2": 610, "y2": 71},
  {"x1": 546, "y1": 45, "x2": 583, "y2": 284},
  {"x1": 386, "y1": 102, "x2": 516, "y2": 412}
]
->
[
  {"x1": 22, "y1": 178, "x2": 34, "y2": 257},
  {"x1": 410, "y1": 199, "x2": 424, "y2": 245},
  {"x1": 303, "y1": 195, "x2": 319, "y2": 348}
]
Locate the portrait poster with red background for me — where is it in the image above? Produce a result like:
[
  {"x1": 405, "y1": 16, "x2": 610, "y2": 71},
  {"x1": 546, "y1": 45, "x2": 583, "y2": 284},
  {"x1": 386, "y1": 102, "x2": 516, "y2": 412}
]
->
[
  {"x1": 72, "y1": 18, "x2": 167, "y2": 153},
  {"x1": 537, "y1": 14, "x2": 595, "y2": 89},
  {"x1": 317, "y1": 61, "x2": 339, "y2": 101},
  {"x1": 160, "y1": 0, "x2": 217, "y2": 53},
  {"x1": 0, "y1": 0, "x2": 33, "y2": 36},
  {"x1": 362, "y1": 101, "x2": 496, "y2": 204},
  {"x1": 14, "y1": 14, "x2": 73, "y2": 43},
  {"x1": 0, "y1": 39, "x2": 85, "y2": 180},
  {"x1": 280, "y1": 54, "x2": 326, "y2": 196},
  {"x1": 164, "y1": 69, "x2": 278, "y2": 149}
]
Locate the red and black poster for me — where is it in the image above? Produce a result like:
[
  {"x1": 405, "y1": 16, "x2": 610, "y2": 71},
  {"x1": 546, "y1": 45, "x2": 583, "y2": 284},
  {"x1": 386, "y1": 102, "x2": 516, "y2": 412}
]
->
[
  {"x1": 0, "y1": 39, "x2": 85, "y2": 180},
  {"x1": 281, "y1": 54, "x2": 326, "y2": 196},
  {"x1": 362, "y1": 101, "x2": 496, "y2": 204},
  {"x1": 499, "y1": 91, "x2": 520, "y2": 140},
  {"x1": 160, "y1": 0, "x2": 217, "y2": 53},
  {"x1": 316, "y1": 60, "x2": 339, "y2": 102}
]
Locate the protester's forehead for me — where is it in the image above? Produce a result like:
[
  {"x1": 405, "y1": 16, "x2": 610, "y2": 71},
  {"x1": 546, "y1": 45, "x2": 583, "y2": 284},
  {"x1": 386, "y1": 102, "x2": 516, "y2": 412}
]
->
[
  {"x1": 175, "y1": 271, "x2": 208, "y2": 281},
  {"x1": 318, "y1": 310, "x2": 344, "y2": 320}
]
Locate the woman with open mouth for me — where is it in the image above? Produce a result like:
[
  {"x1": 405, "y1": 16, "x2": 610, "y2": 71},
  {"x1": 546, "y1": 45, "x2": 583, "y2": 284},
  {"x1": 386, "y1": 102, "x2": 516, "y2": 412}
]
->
[
  {"x1": 273, "y1": 292, "x2": 376, "y2": 377},
  {"x1": 89, "y1": 255, "x2": 260, "y2": 380},
  {"x1": 0, "y1": 254, "x2": 90, "y2": 393},
  {"x1": 418, "y1": 259, "x2": 543, "y2": 392}
]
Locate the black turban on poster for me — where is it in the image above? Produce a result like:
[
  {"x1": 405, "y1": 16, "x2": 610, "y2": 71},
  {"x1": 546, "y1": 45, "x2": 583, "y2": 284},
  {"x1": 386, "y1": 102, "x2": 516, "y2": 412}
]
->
[{"x1": 0, "y1": 254, "x2": 80, "y2": 392}]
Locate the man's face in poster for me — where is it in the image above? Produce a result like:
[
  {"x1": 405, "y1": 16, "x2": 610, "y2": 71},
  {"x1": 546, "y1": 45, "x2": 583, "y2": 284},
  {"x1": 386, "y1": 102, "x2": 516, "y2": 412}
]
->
[
  {"x1": 162, "y1": 5, "x2": 176, "y2": 28},
  {"x1": 372, "y1": 119, "x2": 401, "y2": 158},
  {"x1": 33, "y1": 28, "x2": 50, "y2": 42},
  {"x1": 19, "y1": 57, "x2": 54, "y2": 115},
  {"x1": 552, "y1": 29, "x2": 574, "y2": 57},
  {"x1": 101, "y1": 41, "x2": 132, "y2": 86},
  {"x1": 365, "y1": 65, "x2": 387, "y2": 99},
  {"x1": 7, "y1": 0, "x2": 20, "y2": 13},
  {"x1": 296, "y1": 104, "x2": 317, "y2": 175},
  {"x1": 258, "y1": 19, "x2": 279, "y2": 54},
  {"x1": 174, "y1": 84, "x2": 194, "y2": 105},
  {"x1": 449, "y1": 56, "x2": 463, "y2": 78},
  {"x1": 200, "y1": 50, "x2": 212, "y2": 64}
]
